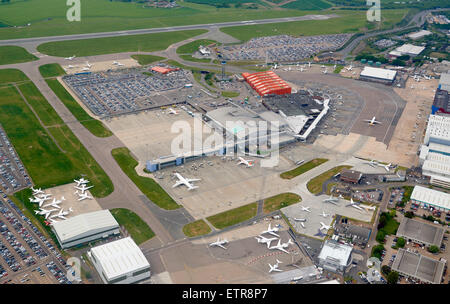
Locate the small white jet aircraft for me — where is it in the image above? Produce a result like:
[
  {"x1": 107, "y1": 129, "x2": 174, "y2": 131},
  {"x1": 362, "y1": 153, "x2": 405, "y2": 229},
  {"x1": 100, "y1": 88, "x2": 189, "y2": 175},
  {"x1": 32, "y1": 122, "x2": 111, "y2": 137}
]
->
[
  {"x1": 82, "y1": 67, "x2": 90, "y2": 71},
  {"x1": 320, "y1": 211, "x2": 329, "y2": 218},
  {"x1": 261, "y1": 223, "x2": 280, "y2": 238},
  {"x1": 319, "y1": 222, "x2": 331, "y2": 231},
  {"x1": 54, "y1": 208, "x2": 73, "y2": 220},
  {"x1": 364, "y1": 117, "x2": 381, "y2": 126},
  {"x1": 301, "y1": 206, "x2": 311, "y2": 213},
  {"x1": 117, "y1": 62, "x2": 124, "y2": 66},
  {"x1": 35, "y1": 208, "x2": 57, "y2": 219},
  {"x1": 255, "y1": 235, "x2": 278, "y2": 248},
  {"x1": 112, "y1": 61, "x2": 119, "y2": 65},
  {"x1": 172, "y1": 173, "x2": 200, "y2": 190},
  {"x1": 295, "y1": 160, "x2": 305, "y2": 166},
  {"x1": 293, "y1": 218, "x2": 306, "y2": 222},
  {"x1": 269, "y1": 239, "x2": 293, "y2": 254},
  {"x1": 237, "y1": 157, "x2": 254, "y2": 168},
  {"x1": 65, "y1": 55, "x2": 76, "y2": 60},
  {"x1": 85, "y1": 61, "x2": 93, "y2": 68},
  {"x1": 67, "y1": 65, "x2": 75, "y2": 69},
  {"x1": 268, "y1": 259, "x2": 283, "y2": 273},
  {"x1": 423, "y1": 75, "x2": 431, "y2": 80},
  {"x1": 346, "y1": 65, "x2": 353, "y2": 71},
  {"x1": 74, "y1": 178, "x2": 89, "y2": 187},
  {"x1": 322, "y1": 68, "x2": 328, "y2": 74},
  {"x1": 209, "y1": 237, "x2": 228, "y2": 249},
  {"x1": 74, "y1": 184, "x2": 93, "y2": 194},
  {"x1": 413, "y1": 75, "x2": 420, "y2": 82},
  {"x1": 347, "y1": 198, "x2": 365, "y2": 212},
  {"x1": 378, "y1": 162, "x2": 391, "y2": 172},
  {"x1": 168, "y1": 108, "x2": 179, "y2": 115},
  {"x1": 365, "y1": 159, "x2": 379, "y2": 168},
  {"x1": 31, "y1": 187, "x2": 44, "y2": 195},
  {"x1": 362, "y1": 204, "x2": 376, "y2": 211},
  {"x1": 298, "y1": 67, "x2": 304, "y2": 72},
  {"x1": 43, "y1": 197, "x2": 65, "y2": 209},
  {"x1": 323, "y1": 195, "x2": 339, "y2": 205},
  {"x1": 78, "y1": 193, "x2": 93, "y2": 201},
  {"x1": 308, "y1": 62, "x2": 311, "y2": 68}
]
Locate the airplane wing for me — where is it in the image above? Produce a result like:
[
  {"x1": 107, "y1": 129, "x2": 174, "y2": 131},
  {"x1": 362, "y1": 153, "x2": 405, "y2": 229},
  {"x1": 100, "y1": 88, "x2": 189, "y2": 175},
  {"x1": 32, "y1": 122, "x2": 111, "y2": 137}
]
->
[
  {"x1": 187, "y1": 178, "x2": 200, "y2": 182},
  {"x1": 268, "y1": 231, "x2": 280, "y2": 238},
  {"x1": 218, "y1": 244, "x2": 227, "y2": 249},
  {"x1": 187, "y1": 185, "x2": 199, "y2": 191},
  {"x1": 172, "y1": 181, "x2": 184, "y2": 188},
  {"x1": 277, "y1": 247, "x2": 289, "y2": 254},
  {"x1": 300, "y1": 222, "x2": 305, "y2": 228}
]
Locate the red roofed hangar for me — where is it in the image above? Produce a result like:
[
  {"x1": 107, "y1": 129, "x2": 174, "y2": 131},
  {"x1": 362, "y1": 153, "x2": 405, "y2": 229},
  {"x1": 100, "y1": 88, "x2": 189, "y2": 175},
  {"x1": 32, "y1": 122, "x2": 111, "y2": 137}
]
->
[
  {"x1": 151, "y1": 66, "x2": 180, "y2": 74},
  {"x1": 242, "y1": 71, "x2": 291, "y2": 96}
]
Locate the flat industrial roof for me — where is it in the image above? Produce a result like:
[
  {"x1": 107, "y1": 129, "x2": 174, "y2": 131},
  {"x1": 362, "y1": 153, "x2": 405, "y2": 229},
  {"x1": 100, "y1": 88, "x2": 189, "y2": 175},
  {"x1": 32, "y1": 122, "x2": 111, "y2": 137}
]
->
[
  {"x1": 391, "y1": 248, "x2": 445, "y2": 284},
  {"x1": 440, "y1": 73, "x2": 450, "y2": 91},
  {"x1": 395, "y1": 44, "x2": 425, "y2": 56},
  {"x1": 318, "y1": 240, "x2": 353, "y2": 267},
  {"x1": 52, "y1": 210, "x2": 119, "y2": 244},
  {"x1": 410, "y1": 186, "x2": 450, "y2": 211},
  {"x1": 360, "y1": 66, "x2": 397, "y2": 81},
  {"x1": 408, "y1": 30, "x2": 432, "y2": 39},
  {"x1": 426, "y1": 114, "x2": 450, "y2": 142},
  {"x1": 396, "y1": 218, "x2": 444, "y2": 246},
  {"x1": 90, "y1": 237, "x2": 150, "y2": 280},
  {"x1": 429, "y1": 142, "x2": 450, "y2": 155}
]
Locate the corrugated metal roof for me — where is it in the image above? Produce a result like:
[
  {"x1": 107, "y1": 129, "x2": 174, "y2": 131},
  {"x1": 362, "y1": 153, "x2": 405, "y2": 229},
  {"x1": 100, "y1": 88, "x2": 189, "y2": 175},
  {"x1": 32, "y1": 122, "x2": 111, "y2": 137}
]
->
[
  {"x1": 426, "y1": 115, "x2": 450, "y2": 141},
  {"x1": 318, "y1": 240, "x2": 352, "y2": 267},
  {"x1": 395, "y1": 44, "x2": 425, "y2": 55},
  {"x1": 91, "y1": 237, "x2": 150, "y2": 280},
  {"x1": 410, "y1": 186, "x2": 450, "y2": 210},
  {"x1": 53, "y1": 210, "x2": 119, "y2": 243},
  {"x1": 360, "y1": 67, "x2": 397, "y2": 81}
]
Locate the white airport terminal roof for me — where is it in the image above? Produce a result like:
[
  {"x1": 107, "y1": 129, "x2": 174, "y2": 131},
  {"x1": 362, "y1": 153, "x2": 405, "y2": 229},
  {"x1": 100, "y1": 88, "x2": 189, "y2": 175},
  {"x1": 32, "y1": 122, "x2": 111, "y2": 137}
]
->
[
  {"x1": 410, "y1": 186, "x2": 450, "y2": 210},
  {"x1": 395, "y1": 44, "x2": 425, "y2": 56},
  {"x1": 428, "y1": 142, "x2": 450, "y2": 155},
  {"x1": 52, "y1": 210, "x2": 119, "y2": 244},
  {"x1": 91, "y1": 237, "x2": 150, "y2": 280},
  {"x1": 360, "y1": 66, "x2": 397, "y2": 81},
  {"x1": 439, "y1": 73, "x2": 450, "y2": 91},
  {"x1": 318, "y1": 240, "x2": 353, "y2": 267},
  {"x1": 407, "y1": 30, "x2": 432, "y2": 40},
  {"x1": 426, "y1": 115, "x2": 450, "y2": 143}
]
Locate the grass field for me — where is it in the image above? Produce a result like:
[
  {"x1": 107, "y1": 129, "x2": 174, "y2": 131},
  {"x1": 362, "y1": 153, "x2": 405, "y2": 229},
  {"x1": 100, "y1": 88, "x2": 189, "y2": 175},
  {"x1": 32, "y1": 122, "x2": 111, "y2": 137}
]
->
[
  {"x1": 262, "y1": 193, "x2": 301, "y2": 214},
  {"x1": 182, "y1": 220, "x2": 212, "y2": 237},
  {"x1": 131, "y1": 54, "x2": 166, "y2": 66},
  {"x1": 0, "y1": 46, "x2": 37, "y2": 65},
  {"x1": 38, "y1": 63, "x2": 66, "y2": 78},
  {"x1": 111, "y1": 147, "x2": 180, "y2": 210},
  {"x1": 45, "y1": 79, "x2": 113, "y2": 138},
  {"x1": 221, "y1": 91, "x2": 240, "y2": 98},
  {"x1": 281, "y1": 0, "x2": 332, "y2": 10},
  {"x1": 0, "y1": 69, "x2": 113, "y2": 197},
  {"x1": 110, "y1": 208, "x2": 155, "y2": 245},
  {"x1": 307, "y1": 165, "x2": 352, "y2": 194},
  {"x1": 280, "y1": 158, "x2": 328, "y2": 179},
  {"x1": 0, "y1": 68, "x2": 30, "y2": 84},
  {"x1": 0, "y1": 0, "x2": 315, "y2": 40},
  {"x1": 176, "y1": 39, "x2": 217, "y2": 54},
  {"x1": 37, "y1": 30, "x2": 208, "y2": 57},
  {"x1": 179, "y1": 54, "x2": 212, "y2": 63},
  {"x1": 220, "y1": 9, "x2": 407, "y2": 41},
  {"x1": 207, "y1": 202, "x2": 257, "y2": 229}
]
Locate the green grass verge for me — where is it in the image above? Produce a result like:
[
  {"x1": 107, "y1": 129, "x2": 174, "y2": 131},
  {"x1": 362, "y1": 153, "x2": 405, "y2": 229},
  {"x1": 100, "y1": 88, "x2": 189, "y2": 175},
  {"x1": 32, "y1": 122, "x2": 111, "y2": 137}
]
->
[
  {"x1": 110, "y1": 208, "x2": 155, "y2": 245},
  {"x1": 176, "y1": 39, "x2": 217, "y2": 54},
  {"x1": 333, "y1": 65, "x2": 344, "y2": 73},
  {"x1": 0, "y1": 69, "x2": 113, "y2": 197},
  {"x1": 281, "y1": 0, "x2": 332, "y2": 10},
  {"x1": 0, "y1": 46, "x2": 38, "y2": 65},
  {"x1": 207, "y1": 202, "x2": 258, "y2": 229},
  {"x1": 263, "y1": 193, "x2": 301, "y2": 214},
  {"x1": 38, "y1": 63, "x2": 66, "y2": 78},
  {"x1": 182, "y1": 219, "x2": 212, "y2": 237},
  {"x1": 111, "y1": 147, "x2": 180, "y2": 210},
  {"x1": 0, "y1": 68, "x2": 31, "y2": 84},
  {"x1": 307, "y1": 165, "x2": 352, "y2": 194},
  {"x1": 131, "y1": 54, "x2": 166, "y2": 66},
  {"x1": 221, "y1": 91, "x2": 240, "y2": 98},
  {"x1": 37, "y1": 30, "x2": 208, "y2": 57},
  {"x1": 280, "y1": 158, "x2": 328, "y2": 179},
  {"x1": 179, "y1": 54, "x2": 212, "y2": 63},
  {"x1": 45, "y1": 79, "x2": 113, "y2": 138}
]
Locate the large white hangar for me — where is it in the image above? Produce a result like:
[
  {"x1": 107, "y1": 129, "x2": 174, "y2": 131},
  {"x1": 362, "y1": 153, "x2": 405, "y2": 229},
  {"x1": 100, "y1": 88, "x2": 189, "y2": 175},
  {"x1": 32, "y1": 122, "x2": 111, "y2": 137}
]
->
[
  {"x1": 52, "y1": 210, "x2": 120, "y2": 249},
  {"x1": 88, "y1": 237, "x2": 151, "y2": 284},
  {"x1": 359, "y1": 66, "x2": 397, "y2": 84}
]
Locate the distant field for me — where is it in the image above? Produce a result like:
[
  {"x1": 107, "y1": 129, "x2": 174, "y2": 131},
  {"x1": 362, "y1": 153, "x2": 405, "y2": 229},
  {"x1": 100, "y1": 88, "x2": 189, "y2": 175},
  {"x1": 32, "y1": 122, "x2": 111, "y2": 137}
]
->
[
  {"x1": 0, "y1": 0, "x2": 314, "y2": 40},
  {"x1": 111, "y1": 147, "x2": 180, "y2": 210},
  {"x1": 207, "y1": 202, "x2": 257, "y2": 229},
  {"x1": 220, "y1": 9, "x2": 407, "y2": 41},
  {"x1": 0, "y1": 70, "x2": 113, "y2": 197},
  {"x1": 37, "y1": 30, "x2": 208, "y2": 57},
  {"x1": 183, "y1": 220, "x2": 212, "y2": 237},
  {"x1": 263, "y1": 193, "x2": 301, "y2": 214},
  {"x1": 131, "y1": 54, "x2": 165, "y2": 66},
  {"x1": 38, "y1": 63, "x2": 66, "y2": 78},
  {"x1": 45, "y1": 78, "x2": 113, "y2": 138},
  {"x1": 0, "y1": 46, "x2": 37, "y2": 65},
  {"x1": 0, "y1": 69, "x2": 30, "y2": 84},
  {"x1": 280, "y1": 158, "x2": 328, "y2": 179},
  {"x1": 110, "y1": 208, "x2": 155, "y2": 245},
  {"x1": 281, "y1": 0, "x2": 332, "y2": 10},
  {"x1": 176, "y1": 39, "x2": 218, "y2": 54}
]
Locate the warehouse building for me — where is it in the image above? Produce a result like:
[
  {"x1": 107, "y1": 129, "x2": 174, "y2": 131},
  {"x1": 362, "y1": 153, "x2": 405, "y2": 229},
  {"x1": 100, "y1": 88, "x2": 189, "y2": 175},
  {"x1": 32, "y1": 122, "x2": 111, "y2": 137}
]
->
[
  {"x1": 431, "y1": 89, "x2": 449, "y2": 115},
  {"x1": 317, "y1": 240, "x2": 353, "y2": 273},
  {"x1": 438, "y1": 72, "x2": 450, "y2": 92},
  {"x1": 52, "y1": 210, "x2": 120, "y2": 249},
  {"x1": 396, "y1": 217, "x2": 445, "y2": 247},
  {"x1": 391, "y1": 44, "x2": 425, "y2": 57},
  {"x1": 410, "y1": 185, "x2": 450, "y2": 212},
  {"x1": 424, "y1": 114, "x2": 450, "y2": 146},
  {"x1": 359, "y1": 66, "x2": 397, "y2": 84},
  {"x1": 242, "y1": 71, "x2": 292, "y2": 96},
  {"x1": 88, "y1": 237, "x2": 151, "y2": 284},
  {"x1": 339, "y1": 169, "x2": 363, "y2": 184},
  {"x1": 391, "y1": 248, "x2": 445, "y2": 284},
  {"x1": 407, "y1": 30, "x2": 432, "y2": 40}
]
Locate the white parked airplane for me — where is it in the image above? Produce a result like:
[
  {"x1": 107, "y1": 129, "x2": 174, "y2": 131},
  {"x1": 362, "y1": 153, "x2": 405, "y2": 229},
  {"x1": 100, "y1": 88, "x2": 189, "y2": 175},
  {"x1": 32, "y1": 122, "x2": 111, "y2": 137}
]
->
[
  {"x1": 365, "y1": 159, "x2": 379, "y2": 168},
  {"x1": 322, "y1": 68, "x2": 328, "y2": 74},
  {"x1": 65, "y1": 55, "x2": 76, "y2": 60},
  {"x1": 85, "y1": 61, "x2": 92, "y2": 68},
  {"x1": 82, "y1": 67, "x2": 90, "y2": 71},
  {"x1": 295, "y1": 160, "x2": 305, "y2": 166},
  {"x1": 301, "y1": 206, "x2": 311, "y2": 213},
  {"x1": 112, "y1": 61, "x2": 119, "y2": 65},
  {"x1": 35, "y1": 208, "x2": 57, "y2": 219},
  {"x1": 117, "y1": 62, "x2": 124, "y2": 66},
  {"x1": 43, "y1": 197, "x2": 65, "y2": 209},
  {"x1": 67, "y1": 65, "x2": 75, "y2": 69},
  {"x1": 323, "y1": 195, "x2": 339, "y2": 205},
  {"x1": 209, "y1": 237, "x2": 228, "y2": 249},
  {"x1": 74, "y1": 184, "x2": 93, "y2": 194},
  {"x1": 346, "y1": 65, "x2": 353, "y2": 71},
  {"x1": 168, "y1": 108, "x2": 179, "y2": 115},
  {"x1": 74, "y1": 178, "x2": 89, "y2": 186},
  {"x1": 378, "y1": 162, "x2": 391, "y2": 172},
  {"x1": 31, "y1": 187, "x2": 44, "y2": 195},
  {"x1": 293, "y1": 218, "x2": 306, "y2": 222},
  {"x1": 423, "y1": 75, "x2": 431, "y2": 80},
  {"x1": 269, "y1": 239, "x2": 293, "y2": 254},
  {"x1": 255, "y1": 235, "x2": 278, "y2": 248},
  {"x1": 413, "y1": 75, "x2": 420, "y2": 82},
  {"x1": 319, "y1": 222, "x2": 331, "y2": 231},
  {"x1": 268, "y1": 259, "x2": 283, "y2": 273},
  {"x1": 54, "y1": 208, "x2": 73, "y2": 220},
  {"x1": 172, "y1": 173, "x2": 200, "y2": 190},
  {"x1": 347, "y1": 198, "x2": 365, "y2": 212},
  {"x1": 364, "y1": 117, "x2": 381, "y2": 126},
  {"x1": 308, "y1": 62, "x2": 311, "y2": 68},
  {"x1": 261, "y1": 223, "x2": 280, "y2": 238},
  {"x1": 320, "y1": 211, "x2": 329, "y2": 218},
  {"x1": 237, "y1": 157, "x2": 254, "y2": 167},
  {"x1": 78, "y1": 193, "x2": 93, "y2": 201}
]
